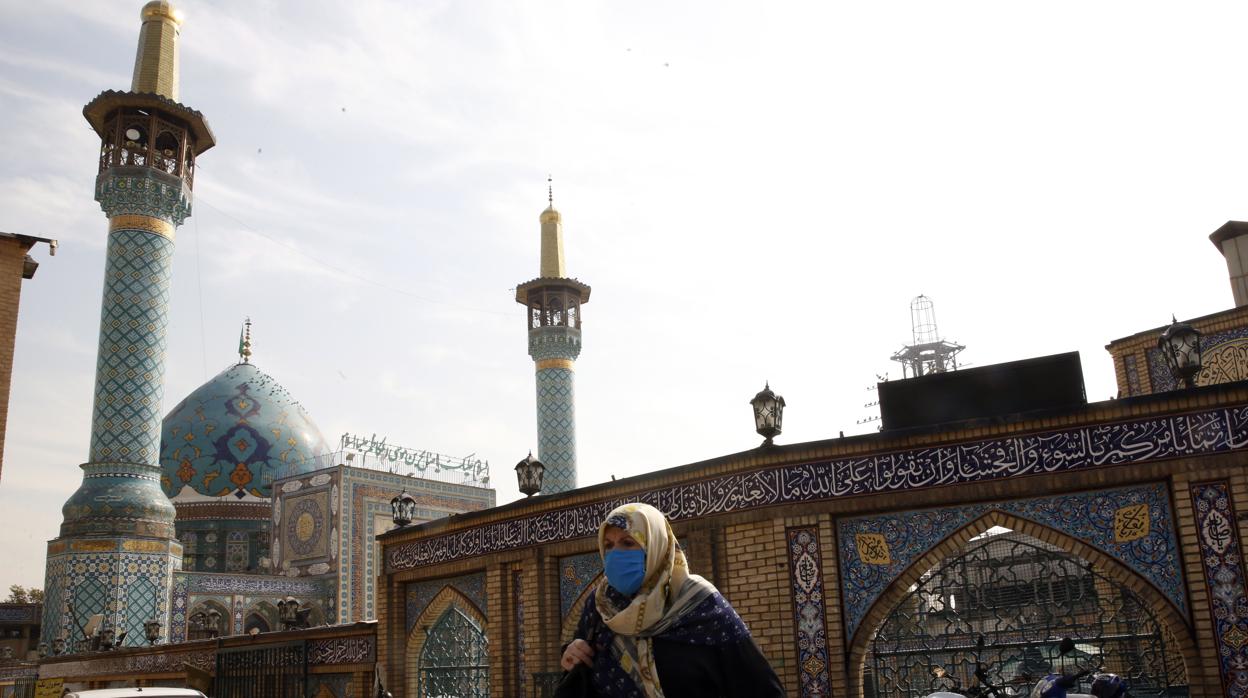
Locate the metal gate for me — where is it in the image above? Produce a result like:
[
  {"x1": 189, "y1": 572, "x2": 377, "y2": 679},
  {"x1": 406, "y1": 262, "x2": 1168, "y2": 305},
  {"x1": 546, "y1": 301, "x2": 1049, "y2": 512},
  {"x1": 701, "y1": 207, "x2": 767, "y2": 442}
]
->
[
  {"x1": 417, "y1": 607, "x2": 489, "y2": 698},
  {"x1": 216, "y1": 640, "x2": 306, "y2": 698},
  {"x1": 866, "y1": 528, "x2": 1185, "y2": 697}
]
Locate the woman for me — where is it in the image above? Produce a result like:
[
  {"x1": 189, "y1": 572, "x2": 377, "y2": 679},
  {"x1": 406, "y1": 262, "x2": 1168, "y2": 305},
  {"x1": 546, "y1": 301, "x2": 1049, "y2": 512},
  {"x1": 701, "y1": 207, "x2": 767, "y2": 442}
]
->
[{"x1": 560, "y1": 502, "x2": 784, "y2": 697}]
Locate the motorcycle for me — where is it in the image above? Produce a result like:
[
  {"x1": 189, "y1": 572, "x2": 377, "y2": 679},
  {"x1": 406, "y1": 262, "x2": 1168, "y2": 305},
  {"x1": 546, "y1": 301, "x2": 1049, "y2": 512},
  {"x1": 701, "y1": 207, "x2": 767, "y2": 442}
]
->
[
  {"x1": 924, "y1": 636, "x2": 1130, "y2": 698},
  {"x1": 1026, "y1": 638, "x2": 1129, "y2": 698}
]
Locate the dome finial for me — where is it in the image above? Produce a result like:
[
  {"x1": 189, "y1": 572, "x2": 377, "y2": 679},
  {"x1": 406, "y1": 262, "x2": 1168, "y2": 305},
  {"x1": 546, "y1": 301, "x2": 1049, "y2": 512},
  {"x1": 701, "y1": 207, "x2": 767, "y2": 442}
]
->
[
  {"x1": 238, "y1": 317, "x2": 253, "y2": 364},
  {"x1": 547, "y1": 174, "x2": 553, "y2": 208}
]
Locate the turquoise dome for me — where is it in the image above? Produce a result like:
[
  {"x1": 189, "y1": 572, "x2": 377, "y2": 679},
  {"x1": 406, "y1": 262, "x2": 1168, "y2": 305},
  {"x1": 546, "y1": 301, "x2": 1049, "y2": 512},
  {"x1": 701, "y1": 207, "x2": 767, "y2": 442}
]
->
[{"x1": 160, "y1": 362, "x2": 330, "y2": 501}]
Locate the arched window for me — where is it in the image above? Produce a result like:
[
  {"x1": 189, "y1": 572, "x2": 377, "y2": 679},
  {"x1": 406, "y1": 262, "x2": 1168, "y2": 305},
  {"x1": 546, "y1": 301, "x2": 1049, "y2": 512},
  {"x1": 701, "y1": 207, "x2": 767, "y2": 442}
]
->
[
  {"x1": 864, "y1": 528, "x2": 1184, "y2": 698},
  {"x1": 417, "y1": 607, "x2": 489, "y2": 697}
]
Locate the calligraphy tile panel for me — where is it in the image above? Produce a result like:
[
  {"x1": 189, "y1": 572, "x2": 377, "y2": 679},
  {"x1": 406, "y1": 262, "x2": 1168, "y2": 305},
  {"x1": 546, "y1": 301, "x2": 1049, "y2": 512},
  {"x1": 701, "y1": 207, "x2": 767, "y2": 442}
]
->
[
  {"x1": 387, "y1": 405, "x2": 1248, "y2": 572},
  {"x1": 1189, "y1": 481, "x2": 1248, "y2": 698},
  {"x1": 837, "y1": 482, "x2": 1184, "y2": 639}
]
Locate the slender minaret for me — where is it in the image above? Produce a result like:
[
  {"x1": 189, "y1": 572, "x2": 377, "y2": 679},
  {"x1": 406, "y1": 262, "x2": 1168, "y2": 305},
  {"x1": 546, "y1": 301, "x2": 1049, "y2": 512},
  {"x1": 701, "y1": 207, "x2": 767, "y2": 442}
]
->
[
  {"x1": 514, "y1": 180, "x2": 591, "y2": 493},
  {"x1": 43, "y1": 0, "x2": 214, "y2": 650}
]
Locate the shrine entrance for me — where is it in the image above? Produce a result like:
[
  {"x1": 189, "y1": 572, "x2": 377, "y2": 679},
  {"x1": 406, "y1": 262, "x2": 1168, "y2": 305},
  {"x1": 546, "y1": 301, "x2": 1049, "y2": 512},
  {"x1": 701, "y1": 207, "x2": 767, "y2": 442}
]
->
[
  {"x1": 416, "y1": 607, "x2": 490, "y2": 698},
  {"x1": 863, "y1": 527, "x2": 1186, "y2": 698}
]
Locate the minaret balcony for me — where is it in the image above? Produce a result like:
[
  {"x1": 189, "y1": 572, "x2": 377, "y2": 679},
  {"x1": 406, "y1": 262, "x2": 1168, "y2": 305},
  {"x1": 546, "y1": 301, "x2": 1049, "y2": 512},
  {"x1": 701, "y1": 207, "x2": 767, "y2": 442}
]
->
[{"x1": 84, "y1": 90, "x2": 215, "y2": 191}]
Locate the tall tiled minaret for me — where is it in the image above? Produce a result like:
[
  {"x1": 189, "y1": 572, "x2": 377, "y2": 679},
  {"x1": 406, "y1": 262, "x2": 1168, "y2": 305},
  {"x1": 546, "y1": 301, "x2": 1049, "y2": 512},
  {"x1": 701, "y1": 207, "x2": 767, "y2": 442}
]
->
[
  {"x1": 514, "y1": 181, "x2": 591, "y2": 493},
  {"x1": 43, "y1": 0, "x2": 214, "y2": 650}
]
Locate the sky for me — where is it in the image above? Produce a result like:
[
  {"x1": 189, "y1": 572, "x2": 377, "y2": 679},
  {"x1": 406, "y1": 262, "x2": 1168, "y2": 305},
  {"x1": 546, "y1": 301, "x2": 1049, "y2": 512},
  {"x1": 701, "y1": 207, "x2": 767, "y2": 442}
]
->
[{"x1": 0, "y1": 0, "x2": 1246, "y2": 590}]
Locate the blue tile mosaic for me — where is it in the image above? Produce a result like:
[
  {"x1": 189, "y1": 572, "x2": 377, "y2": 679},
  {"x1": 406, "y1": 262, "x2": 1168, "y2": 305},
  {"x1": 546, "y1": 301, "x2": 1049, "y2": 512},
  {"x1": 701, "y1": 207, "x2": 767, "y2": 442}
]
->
[
  {"x1": 837, "y1": 482, "x2": 1184, "y2": 639},
  {"x1": 1189, "y1": 481, "x2": 1248, "y2": 698},
  {"x1": 558, "y1": 551, "x2": 602, "y2": 617},
  {"x1": 787, "y1": 527, "x2": 830, "y2": 698},
  {"x1": 405, "y1": 572, "x2": 487, "y2": 634},
  {"x1": 536, "y1": 367, "x2": 577, "y2": 493}
]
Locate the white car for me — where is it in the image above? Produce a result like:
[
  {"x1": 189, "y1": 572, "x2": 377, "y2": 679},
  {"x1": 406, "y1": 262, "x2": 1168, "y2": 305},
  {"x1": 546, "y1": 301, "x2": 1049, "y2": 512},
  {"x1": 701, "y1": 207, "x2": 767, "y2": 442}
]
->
[{"x1": 63, "y1": 690, "x2": 207, "y2": 698}]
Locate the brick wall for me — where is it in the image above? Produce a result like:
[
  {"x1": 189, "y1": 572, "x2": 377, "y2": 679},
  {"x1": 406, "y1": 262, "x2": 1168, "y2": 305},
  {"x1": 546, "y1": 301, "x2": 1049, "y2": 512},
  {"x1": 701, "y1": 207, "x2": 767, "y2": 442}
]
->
[
  {"x1": 379, "y1": 387, "x2": 1248, "y2": 698},
  {"x1": 0, "y1": 237, "x2": 32, "y2": 482}
]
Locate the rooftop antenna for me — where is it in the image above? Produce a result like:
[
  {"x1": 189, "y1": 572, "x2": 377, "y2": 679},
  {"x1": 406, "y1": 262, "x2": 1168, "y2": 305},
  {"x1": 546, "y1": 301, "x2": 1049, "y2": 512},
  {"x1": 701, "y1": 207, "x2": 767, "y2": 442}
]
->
[{"x1": 890, "y1": 295, "x2": 964, "y2": 379}]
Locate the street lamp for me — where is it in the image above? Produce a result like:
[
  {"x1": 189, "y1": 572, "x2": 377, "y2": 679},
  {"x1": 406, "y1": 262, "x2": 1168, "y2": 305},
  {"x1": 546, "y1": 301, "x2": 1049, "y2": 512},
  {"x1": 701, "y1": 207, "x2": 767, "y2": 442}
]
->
[
  {"x1": 143, "y1": 619, "x2": 162, "y2": 646},
  {"x1": 1159, "y1": 317, "x2": 1203, "y2": 389},
  {"x1": 750, "y1": 382, "x2": 785, "y2": 446},
  {"x1": 390, "y1": 490, "x2": 417, "y2": 527},
  {"x1": 515, "y1": 452, "x2": 544, "y2": 497}
]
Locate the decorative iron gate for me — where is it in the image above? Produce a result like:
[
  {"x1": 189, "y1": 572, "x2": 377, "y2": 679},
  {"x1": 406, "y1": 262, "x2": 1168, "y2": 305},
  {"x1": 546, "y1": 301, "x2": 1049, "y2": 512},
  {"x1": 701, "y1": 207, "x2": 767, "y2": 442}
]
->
[
  {"x1": 417, "y1": 608, "x2": 490, "y2": 698},
  {"x1": 216, "y1": 640, "x2": 306, "y2": 698},
  {"x1": 866, "y1": 529, "x2": 1185, "y2": 698}
]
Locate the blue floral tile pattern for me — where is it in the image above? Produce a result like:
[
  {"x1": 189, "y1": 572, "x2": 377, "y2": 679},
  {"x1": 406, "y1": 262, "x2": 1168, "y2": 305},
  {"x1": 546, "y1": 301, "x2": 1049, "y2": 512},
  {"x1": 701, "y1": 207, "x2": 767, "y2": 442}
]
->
[
  {"x1": 405, "y1": 572, "x2": 487, "y2": 634},
  {"x1": 787, "y1": 527, "x2": 830, "y2": 697},
  {"x1": 838, "y1": 482, "x2": 1184, "y2": 639},
  {"x1": 559, "y1": 551, "x2": 603, "y2": 618},
  {"x1": 1189, "y1": 481, "x2": 1248, "y2": 698}
]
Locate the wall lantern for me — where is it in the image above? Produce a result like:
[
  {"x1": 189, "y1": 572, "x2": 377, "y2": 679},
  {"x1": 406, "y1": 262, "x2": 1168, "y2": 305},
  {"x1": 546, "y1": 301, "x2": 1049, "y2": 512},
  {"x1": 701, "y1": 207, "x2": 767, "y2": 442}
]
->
[
  {"x1": 515, "y1": 452, "x2": 544, "y2": 497},
  {"x1": 390, "y1": 489, "x2": 417, "y2": 527},
  {"x1": 1158, "y1": 316, "x2": 1203, "y2": 389},
  {"x1": 144, "y1": 618, "x2": 162, "y2": 646},
  {"x1": 205, "y1": 608, "x2": 222, "y2": 638},
  {"x1": 750, "y1": 382, "x2": 785, "y2": 446}
]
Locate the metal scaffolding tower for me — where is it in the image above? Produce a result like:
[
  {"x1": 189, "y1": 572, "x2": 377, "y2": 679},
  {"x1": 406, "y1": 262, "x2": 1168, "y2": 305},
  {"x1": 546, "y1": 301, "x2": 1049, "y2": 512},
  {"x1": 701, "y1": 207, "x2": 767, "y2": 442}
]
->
[{"x1": 891, "y1": 295, "x2": 964, "y2": 379}]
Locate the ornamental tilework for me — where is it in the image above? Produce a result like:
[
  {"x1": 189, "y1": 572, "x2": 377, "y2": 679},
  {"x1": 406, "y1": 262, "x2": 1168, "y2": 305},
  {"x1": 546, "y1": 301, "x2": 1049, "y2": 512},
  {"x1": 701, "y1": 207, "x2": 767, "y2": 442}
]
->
[
  {"x1": 0, "y1": 607, "x2": 38, "y2": 623},
  {"x1": 169, "y1": 573, "x2": 189, "y2": 643},
  {"x1": 837, "y1": 482, "x2": 1184, "y2": 639},
  {"x1": 95, "y1": 170, "x2": 192, "y2": 226},
  {"x1": 514, "y1": 569, "x2": 526, "y2": 698},
  {"x1": 225, "y1": 531, "x2": 249, "y2": 572},
  {"x1": 161, "y1": 363, "x2": 330, "y2": 501},
  {"x1": 536, "y1": 367, "x2": 577, "y2": 493},
  {"x1": 308, "y1": 673, "x2": 353, "y2": 698},
  {"x1": 405, "y1": 573, "x2": 487, "y2": 634},
  {"x1": 88, "y1": 228, "x2": 175, "y2": 466},
  {"x1": 1123, "y1": 354, "x2": 1143, "y2": 397},
  {"x1": 284, "y1": 491, "x2": 329, "y2": 561},
  {"x1": 558, "y1": 552, "x2": 602, "y2": 617},
  {"x1": 339, "y1": 471, "x2": 492, "y2": 623},
  {"x1": 1189, "y1": 481, "x2": 1248, "y2": 698},
  {"x1": 787, "y1": 528, "x2": 831, "y2": 698},
  {"x1": 42, "y1": 549, "x2": 176, "y2": 647},
  {"x1": 1148, "y1": 326, "x2": 1248, "y2": 393},
  {"x1": 390, "y1": 405, "x2": 1246, "y2": 572}
]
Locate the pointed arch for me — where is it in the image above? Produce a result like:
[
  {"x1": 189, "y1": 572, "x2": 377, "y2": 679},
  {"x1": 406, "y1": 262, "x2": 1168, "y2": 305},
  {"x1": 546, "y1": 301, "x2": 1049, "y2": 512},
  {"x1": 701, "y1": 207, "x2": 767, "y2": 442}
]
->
[
  {"x1": 243, "y1": 600, "x2": 277, "y2": 634},
  {"x1": 405, "y1": 585, "x2": 488, "y2": 698},
  {"x1": 846, "y1": 509, "x2": 1197, "y2": 698},
  {"x1": 186, "y1": 599, "x2": 230, "y2": 639}
]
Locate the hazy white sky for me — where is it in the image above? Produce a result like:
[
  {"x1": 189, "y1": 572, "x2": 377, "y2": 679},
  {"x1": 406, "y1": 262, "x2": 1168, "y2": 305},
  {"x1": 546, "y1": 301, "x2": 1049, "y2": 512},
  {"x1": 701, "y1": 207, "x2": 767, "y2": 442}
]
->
[{"x1": 0, "y1": 0, "x2": 1245, "y2": 589}]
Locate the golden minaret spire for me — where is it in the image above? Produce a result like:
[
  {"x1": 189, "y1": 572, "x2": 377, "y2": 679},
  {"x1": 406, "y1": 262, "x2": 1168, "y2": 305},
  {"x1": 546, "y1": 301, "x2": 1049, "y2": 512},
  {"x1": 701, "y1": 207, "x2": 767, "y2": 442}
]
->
[
  {"x1": 131, "y1": 1, "x2": 184, "y2": 100},
  {"x1": 540, "y1": 175, "x2": 566, "y2": 278}
]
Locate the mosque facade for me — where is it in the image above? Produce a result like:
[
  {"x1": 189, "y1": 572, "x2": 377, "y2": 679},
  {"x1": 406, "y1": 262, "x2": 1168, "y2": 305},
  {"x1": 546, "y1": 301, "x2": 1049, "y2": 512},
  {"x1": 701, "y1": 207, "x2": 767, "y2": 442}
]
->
[
  {"x1": 14, "y1": 2, "x2": 1248, "y2": 698},
  {"x1": 37, "y1": 0, "x2": 495, "y2": 660}
]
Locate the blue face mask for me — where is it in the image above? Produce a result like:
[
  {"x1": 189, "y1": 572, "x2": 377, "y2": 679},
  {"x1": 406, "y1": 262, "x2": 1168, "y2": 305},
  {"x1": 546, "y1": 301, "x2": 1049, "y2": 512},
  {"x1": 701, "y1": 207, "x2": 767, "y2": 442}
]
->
[{"x1": 604, "y1": 548, "x2": 647, "y2": 596}]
